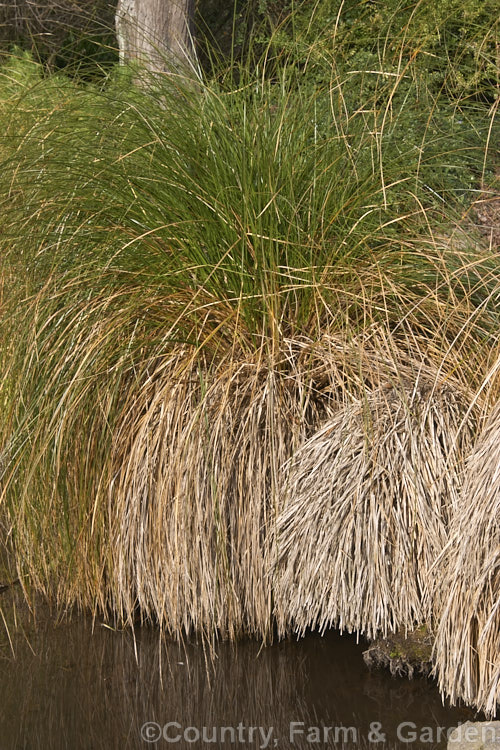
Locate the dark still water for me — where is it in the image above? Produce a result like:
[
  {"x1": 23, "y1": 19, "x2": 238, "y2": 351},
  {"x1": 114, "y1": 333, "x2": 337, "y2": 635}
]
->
[{"x1": 0, "y1": 596, "x2": 476, "y2": 750}]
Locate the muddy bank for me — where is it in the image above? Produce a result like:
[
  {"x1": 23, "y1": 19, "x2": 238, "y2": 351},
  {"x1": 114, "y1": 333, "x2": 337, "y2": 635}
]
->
[{"x1": 363, "y1": 626, "x2": 434, "y2": 678}]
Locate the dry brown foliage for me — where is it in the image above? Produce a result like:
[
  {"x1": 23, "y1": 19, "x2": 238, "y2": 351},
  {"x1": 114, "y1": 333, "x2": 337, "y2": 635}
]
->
[
  {"x1": 432, "y1": 399, "x2": 500, "y2": 718},
  {"x1": 271, "y1": 371, "x2": 479, "y2": 640}
]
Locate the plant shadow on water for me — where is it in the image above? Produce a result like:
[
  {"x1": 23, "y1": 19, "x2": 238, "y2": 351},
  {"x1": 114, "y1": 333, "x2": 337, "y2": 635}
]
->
[{"x1": 0, "y1": 592, "x2": 477, "y2": 750}]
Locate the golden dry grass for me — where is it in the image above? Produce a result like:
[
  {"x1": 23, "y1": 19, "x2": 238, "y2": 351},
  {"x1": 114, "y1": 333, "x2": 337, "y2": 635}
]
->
[
  {"x1": 104, "y1": 350, "x2": 310, "y2": 640},
  {"x1": 271, "y1": 365, "x2": 479, "y2": 640},
  {"x1": 19, "y1": 335, "x2": 342, "y2": 640},
  {"x1": 432, "y1": 397, "x2": 500, "y2": 718}
]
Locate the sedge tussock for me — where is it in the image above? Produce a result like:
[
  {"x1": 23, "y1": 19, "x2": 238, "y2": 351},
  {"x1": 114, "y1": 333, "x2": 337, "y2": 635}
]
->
[
  {"x1": 271, "y1": 378, "x2": 479, "y2": 639},
  {"x1": 432, "y1": 399, "x2": 500, "y2": 718},
  {"x1": 0, "y1": 31, "x2": 497, "y2": 720}
]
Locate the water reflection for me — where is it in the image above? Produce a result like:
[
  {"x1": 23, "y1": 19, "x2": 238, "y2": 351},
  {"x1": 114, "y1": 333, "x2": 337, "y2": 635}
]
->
[{"x1": 0, "y1": 595, "x2": 475, "y2": 749}]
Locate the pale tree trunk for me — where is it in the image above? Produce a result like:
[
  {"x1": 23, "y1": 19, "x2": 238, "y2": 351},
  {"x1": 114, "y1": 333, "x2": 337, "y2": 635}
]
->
[{"x1": 115, "y1": 0, "x2": 196, "y2": 75}]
